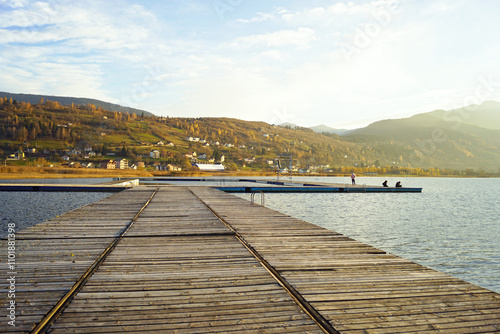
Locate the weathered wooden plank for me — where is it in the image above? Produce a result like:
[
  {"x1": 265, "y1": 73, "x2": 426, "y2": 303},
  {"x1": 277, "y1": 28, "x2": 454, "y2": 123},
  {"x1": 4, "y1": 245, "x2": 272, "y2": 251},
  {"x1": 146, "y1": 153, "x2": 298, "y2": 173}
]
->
[
  {"x1": 0, "y1": 187, "x2": 158, "y2": 333},
  {"x1": 44, "y1": 187, "x2": 322, "y2": 333}
]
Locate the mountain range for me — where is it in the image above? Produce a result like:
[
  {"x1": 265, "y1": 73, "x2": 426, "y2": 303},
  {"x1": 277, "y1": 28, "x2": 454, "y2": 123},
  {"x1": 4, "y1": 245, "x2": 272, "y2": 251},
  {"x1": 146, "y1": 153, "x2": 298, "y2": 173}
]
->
[
  {"x1": 279, "y1": 122, "x2": 349, "y2": 135},
  {"x1": 344, "y1": 101, "x2": 500, "y2": 171}
]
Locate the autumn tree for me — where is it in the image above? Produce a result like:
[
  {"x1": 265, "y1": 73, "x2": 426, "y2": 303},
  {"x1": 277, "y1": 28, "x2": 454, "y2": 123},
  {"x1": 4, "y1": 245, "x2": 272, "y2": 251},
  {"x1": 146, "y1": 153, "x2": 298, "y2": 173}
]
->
[{"x1": 16, "y1": 126, "x2": 28, "y2": 141}]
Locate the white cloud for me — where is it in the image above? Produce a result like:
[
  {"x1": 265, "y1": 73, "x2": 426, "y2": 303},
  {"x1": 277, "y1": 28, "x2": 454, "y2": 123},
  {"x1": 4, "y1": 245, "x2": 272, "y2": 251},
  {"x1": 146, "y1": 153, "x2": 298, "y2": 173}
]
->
[
  {"x1": 0, "y1": 0, "x2": 29, "y2": 8},
  {"x1": 424, "y1": 0, "x2": 457, "y2": 14},
  {"x1": 236, "y1": 11, "x2": 274, "y2": 23},
  {"x1": 1, "y1": 0, "x2": 499, "y2": 129},
  {"x1": 0, "y1": 0, "x2": 168, "y2": 104},
  {"x1": 272, "y1": 0, "x2": 401, "y2": 24},
  {"x1": 231, "y1": 27, "x2": 316, "y2": 49},
  {"x1": 257, "y1": 50, "x2": 285, "y2": 61}
]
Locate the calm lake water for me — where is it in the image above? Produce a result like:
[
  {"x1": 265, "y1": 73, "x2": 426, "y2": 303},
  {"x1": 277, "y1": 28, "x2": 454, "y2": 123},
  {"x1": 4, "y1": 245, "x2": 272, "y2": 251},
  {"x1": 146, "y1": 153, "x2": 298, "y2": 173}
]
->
[
  {"x1": 237, "y1": 177, "x2": 500, "y2": 294},
  {"x1": 0, "y1": 178, "x2": 114, "y2": 238}
]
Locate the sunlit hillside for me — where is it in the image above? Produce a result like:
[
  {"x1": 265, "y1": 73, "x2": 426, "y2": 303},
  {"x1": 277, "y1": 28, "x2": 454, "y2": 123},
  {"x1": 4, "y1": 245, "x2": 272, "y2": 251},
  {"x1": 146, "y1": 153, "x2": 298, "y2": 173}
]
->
[{"x1": 1, "y1": 94, "x2": 499, "y2": 174}]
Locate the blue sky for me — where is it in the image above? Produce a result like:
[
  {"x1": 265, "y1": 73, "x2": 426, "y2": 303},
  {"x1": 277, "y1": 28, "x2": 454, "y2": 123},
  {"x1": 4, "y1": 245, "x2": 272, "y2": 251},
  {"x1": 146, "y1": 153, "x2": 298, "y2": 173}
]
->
[{"x1": 1, "y1": 0, "x2": 500, "y2": 128}]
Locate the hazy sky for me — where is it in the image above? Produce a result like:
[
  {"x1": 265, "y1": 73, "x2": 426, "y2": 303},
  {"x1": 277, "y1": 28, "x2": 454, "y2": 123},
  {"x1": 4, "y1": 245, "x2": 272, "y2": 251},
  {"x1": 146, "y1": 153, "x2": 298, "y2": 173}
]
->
[{"x1": 1, "y1": 0, "x2": 500, "y2": 128}]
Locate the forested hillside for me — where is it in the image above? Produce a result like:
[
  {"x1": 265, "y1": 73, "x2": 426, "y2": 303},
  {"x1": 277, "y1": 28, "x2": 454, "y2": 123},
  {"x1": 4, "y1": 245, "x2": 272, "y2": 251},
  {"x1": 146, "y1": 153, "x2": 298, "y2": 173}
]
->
[
  {"x1": 1, "y1": 95, "x2": 499, "y2": 174},
  {"x1": 0, "y1": 92, "x2": 154, "y2": 118}
]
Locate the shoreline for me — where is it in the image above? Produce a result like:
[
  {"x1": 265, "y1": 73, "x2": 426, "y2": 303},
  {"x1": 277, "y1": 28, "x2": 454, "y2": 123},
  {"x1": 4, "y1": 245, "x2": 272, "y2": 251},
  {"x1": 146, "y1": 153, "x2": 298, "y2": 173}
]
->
[{"x1": 1, "y1": 166, "x2": 499, "y2": 180}]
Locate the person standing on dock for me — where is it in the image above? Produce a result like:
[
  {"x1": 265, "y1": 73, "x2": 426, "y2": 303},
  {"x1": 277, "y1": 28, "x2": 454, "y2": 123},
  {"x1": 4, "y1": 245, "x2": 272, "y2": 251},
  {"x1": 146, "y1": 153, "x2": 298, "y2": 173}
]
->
[{"x1": 351, "y1": 173, "x2": 356, "y2": 185}]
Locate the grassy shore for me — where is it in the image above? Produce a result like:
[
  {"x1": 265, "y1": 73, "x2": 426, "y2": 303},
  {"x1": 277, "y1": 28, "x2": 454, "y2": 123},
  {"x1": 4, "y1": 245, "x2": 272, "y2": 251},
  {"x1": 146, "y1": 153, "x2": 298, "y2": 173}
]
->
[
  {"x1": 0, "y1": 166, "x2": 278, "y2": 179},
  {"x1": 1, "y1": 166, "x2": 497, "y2": 180}
]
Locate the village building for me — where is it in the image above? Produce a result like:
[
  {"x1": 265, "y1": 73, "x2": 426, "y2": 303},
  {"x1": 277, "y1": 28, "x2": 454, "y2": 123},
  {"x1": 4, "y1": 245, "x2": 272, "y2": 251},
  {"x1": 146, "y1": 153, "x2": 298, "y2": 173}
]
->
[
  {"x1": 12, "y1": 149, "x2": 25, "y2": 160},
  {"x1": 106, "y1": 160, "x2": 116, "y2": 170},
  {"x1": 193, "y1": 164, "x2": 225, "y2": 172},
  {"x1": 118, "y1": 159, "x2": 128, "y2": 170},
  {"x1": 183, "y1": 152, "x2": 197, "y2": 159},
  {"x1": 150, "y1": 149, "x2": 160, "y2": 159},
  {"x1": 166, "y1": 164, "x2": 182, "y2": 172}
]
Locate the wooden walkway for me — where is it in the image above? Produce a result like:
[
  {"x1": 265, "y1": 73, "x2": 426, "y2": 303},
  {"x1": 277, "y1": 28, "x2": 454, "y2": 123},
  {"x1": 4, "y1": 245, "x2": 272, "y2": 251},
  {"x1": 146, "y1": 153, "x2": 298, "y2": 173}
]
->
[{"x1": 1, "y1": 186, "x2": 499, "y2": 333}]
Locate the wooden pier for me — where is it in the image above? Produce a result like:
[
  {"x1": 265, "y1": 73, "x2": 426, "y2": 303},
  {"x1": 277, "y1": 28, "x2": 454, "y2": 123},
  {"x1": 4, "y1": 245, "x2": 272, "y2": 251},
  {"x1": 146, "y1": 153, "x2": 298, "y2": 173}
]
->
[
  {"x1": 139, "y1": 177, "x2": 423, "y2": 193},
  {"x1": 1, "y1": 186, "x2": 499, "y2": 333}
]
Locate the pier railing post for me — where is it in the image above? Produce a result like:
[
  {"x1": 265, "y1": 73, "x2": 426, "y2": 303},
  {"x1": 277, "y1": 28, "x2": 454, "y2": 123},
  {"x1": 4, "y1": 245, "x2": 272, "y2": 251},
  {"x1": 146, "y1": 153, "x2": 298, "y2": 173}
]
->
[{"x1": 250, "y1": 192, "x2": 265, "y2": 206}]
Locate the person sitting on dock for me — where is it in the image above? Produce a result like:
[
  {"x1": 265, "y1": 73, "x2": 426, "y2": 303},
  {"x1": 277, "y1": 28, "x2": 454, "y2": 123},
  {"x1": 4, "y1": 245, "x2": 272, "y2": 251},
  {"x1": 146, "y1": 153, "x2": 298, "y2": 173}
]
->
[
  {"x1": 382, "y1": 180, "x2": 388, "y2": 187},
  {"x1": 396, "y1": 181, "x2": 402, "y2": 188}
]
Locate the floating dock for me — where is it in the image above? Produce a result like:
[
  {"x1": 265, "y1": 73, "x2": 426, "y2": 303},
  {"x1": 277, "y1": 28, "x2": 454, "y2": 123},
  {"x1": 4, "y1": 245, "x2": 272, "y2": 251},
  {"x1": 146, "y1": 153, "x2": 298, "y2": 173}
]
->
[
  {"x1": 0, "y1": 179, "x2": 138, "y2": 192},
  {"x1": 2, "y1": 186, "x2": 498, "y2": 333},
  {"x1": 140, "y1": 177, "x2": 423, "y2": 193}
]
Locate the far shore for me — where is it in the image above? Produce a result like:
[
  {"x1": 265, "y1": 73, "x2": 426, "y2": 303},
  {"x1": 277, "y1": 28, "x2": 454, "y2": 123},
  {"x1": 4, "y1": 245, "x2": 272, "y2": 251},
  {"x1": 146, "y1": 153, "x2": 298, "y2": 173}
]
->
[{"x1": 0, "y1": 166, "x2": 498, "y2": 180}]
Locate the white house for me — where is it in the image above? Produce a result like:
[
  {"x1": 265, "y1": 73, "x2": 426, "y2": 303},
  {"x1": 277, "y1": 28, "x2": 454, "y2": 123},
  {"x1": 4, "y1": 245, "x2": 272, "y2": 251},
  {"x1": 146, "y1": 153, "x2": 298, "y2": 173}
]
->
[
  {"x1": 13, "y1": 149, "x2": 25, "y2": 160},
  {"x1": 150, "y1": 149, "x2": 160, "y2": 159},
  {"x1": 119, "y1": 159, "x2": 128, "y2": 170}
]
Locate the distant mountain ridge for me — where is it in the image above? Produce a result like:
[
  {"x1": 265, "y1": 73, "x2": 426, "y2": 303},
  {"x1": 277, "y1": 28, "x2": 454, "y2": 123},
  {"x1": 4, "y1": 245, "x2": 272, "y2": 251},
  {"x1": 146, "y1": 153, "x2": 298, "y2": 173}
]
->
[
  {"x1": 344, "y1": 101, "x2": 500, "y2": 171},
  {"x1": 309, "y1": 124, "x2": 349, "y2": 135},
  {"x1": 0, "y1": 91, "x2": 155, "y2": 117},
  {"x1": 280, "y1": 122, "x2": 349, "y2": 135},
  {"x1": 420, "y1": 101, "x2": 500, "y2": 130}
]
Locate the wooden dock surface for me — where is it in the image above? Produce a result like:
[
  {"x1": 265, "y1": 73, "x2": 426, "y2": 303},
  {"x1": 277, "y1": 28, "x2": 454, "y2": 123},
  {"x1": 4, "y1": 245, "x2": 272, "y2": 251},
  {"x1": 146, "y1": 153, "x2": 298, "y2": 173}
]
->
[
  {"x1": 1, "y1": 186, "x2": 499, "y2": 333},
  {"x1": 0, "y1": 183, "x2": 129, "y2": 192}
]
